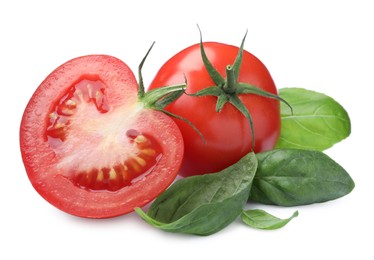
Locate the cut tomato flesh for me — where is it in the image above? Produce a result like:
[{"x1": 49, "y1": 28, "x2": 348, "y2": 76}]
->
[{"x1": 45, "y1": 78, "x2": 163, "y2": 192}]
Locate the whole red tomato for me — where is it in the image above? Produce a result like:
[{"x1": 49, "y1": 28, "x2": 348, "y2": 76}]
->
[
  {"x1": 20, "y1": 50, "x2": 184, "y2": 218},
  {"x1": 149, "y1": 35, "x2": 282, "y2": 177}
]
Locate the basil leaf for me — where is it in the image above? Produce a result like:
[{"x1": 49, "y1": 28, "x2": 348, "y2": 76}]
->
[
  {"x1": 241, "y1": 209, "x2": 298, "y2": 230},
  {"x1": 135, "y1": 152, "x2": 258, "y2": 236},
  {"x1": 249, "y1": 149, "x2": 355, "y2": 206},
  {"x1": 276, "y1": 88, "x2": 351, "y2": 151}
]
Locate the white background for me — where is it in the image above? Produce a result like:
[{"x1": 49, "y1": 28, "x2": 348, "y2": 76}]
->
[{"x1": 1, "y1": 0, "x2": 373, "y2": 259}]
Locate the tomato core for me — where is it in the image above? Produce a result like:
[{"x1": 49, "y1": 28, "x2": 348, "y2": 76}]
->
[
  {"x1": 44, "y1": 77, "x2": 163, "y2": 192},
  {"x1": 72, "y1": 131, "x2": 162, "y2": 192}
]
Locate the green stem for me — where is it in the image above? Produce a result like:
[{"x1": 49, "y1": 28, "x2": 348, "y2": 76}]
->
[
  {"x1": 224, "y1": 65, "x2": 237, "y2": 94},
  {"x1": 197, "y1": 25, "x2": 225, "y2": 86}
]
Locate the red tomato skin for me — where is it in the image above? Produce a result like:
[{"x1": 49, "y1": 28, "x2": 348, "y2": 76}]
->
[
  {"x1": 149, "y1": 42, "x2": 280, "y2": 177},
  {"x1": 20, "y1": 55, "x2": 183, "y2": 218}
]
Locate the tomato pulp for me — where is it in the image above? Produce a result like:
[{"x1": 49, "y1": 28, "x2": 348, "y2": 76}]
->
[
  {"x1": 149, "y1": 42, "x2": 280, "y2": 177},
  {"x1": 20, "y1": 55, "x2": 184, "y2": 218}
]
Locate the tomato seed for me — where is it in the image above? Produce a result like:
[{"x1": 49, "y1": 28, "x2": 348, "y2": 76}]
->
[
  {"x1": 134, "y1": 135, "x2": 147, "y2": 144},
  {"x1": 134, "y1": 156, "x2": 147, "y2": 167},
  {"x1": 141, "y1": 148, "x2": 156, "y2": 156},
  {"x1": 49, "y1": 112, "x2": 58, "y2": 119},
  {"x1": 87, "y1": 84, "x2": 93, "y2": 99},
  {"x1": 65, "y1": 99, "x2": 77, "y2": 107},
  {"x1": 109, "y1": 168, "x2": 117, "y2": 180},
  {"x1": 61, "y1": 107, "x2": 75, "y2": 116},
  {"x1": 96, "y1": 170, "x2": 104, "y2": 182}
]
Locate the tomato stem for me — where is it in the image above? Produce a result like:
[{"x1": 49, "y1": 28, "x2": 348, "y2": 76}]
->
[{"x1": 224, "y1": 65, "x2": 237, "y2": 94}]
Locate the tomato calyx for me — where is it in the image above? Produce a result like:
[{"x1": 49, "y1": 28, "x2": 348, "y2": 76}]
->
[
  {"x1": 138, "y1": 42, "x2": 204, "y2": 141},
  {"x1": 137, "y1": 42, "x2": 186, "y2": 111},
  {"x1": 187, "y1": 27, "x2": 292, "y2": 148}
]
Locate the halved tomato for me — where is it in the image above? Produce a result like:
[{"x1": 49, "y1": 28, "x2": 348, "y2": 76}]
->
[{"x1": 20, "y1": 54, "x2": 184, "y2": 218}]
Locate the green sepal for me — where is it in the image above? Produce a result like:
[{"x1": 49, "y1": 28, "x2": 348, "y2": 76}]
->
[
  {"x1": 138, "y1": 41, "x2": 155, "y2": 98},
  {"x1": 228, "y1": 95, "x2": 255, "y2": 149},
  {"x1": 142, "y1": 84, "x2": 186, "y2": 109},
  {"x1": 154, "y1": 88, "x2": 184, "y2": 108},
  {"x1": 184, "y1": 86, "x2": 228, "y2": 112},
  {"x1": 237, "y1": 83, "x2": 293, "y2": 114},
  {"x1": 198, "y1": 25, "x2": 225, "y2": 86},
  {"x1": 186, "y1": 86, "x2": 224, "y2": 97},
  {"x1": 157, "y1": 108, "x2": 206, "y2": 144},
  {"x1": 231, "y1": 30, "x2": 247, "y2": 81},
  {"x1": 216, "y1": 94, "x2": 229, "y2": 112}
]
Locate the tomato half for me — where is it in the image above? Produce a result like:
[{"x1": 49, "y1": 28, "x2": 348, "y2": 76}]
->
[
  {"x1": 20, "y1": 55, "x2": 184, "y2": 218},
  {"x1": 149, "y1": 41, "x2": 280, "y2": 177}
]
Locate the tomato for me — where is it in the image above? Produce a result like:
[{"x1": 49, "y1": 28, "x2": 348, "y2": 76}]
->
[
  {"x1": 20, "y1": 54, "x2": 184, "y2": 218},
  {"x1": 149, "y1": 39, "x2": 281, "y2": 177}
]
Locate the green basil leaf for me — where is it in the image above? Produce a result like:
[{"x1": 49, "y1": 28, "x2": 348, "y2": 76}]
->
[
  {"x1": 241, "y1": 209, "x2": 298, "y2": 230},
  {"x1": 276, "y1": 87, "x2": 351, "y2": 151},
  {"x1": 249, "y1": 149, "x2": 355, "y2": 206},
  {"x1": 135, "y1": 152, "x2": 258, "y2": 236}
]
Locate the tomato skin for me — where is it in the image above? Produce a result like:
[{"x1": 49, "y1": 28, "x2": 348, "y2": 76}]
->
[
  {"x1": 149, "y1": 42, "x2": 280, "y2": 177},
  {"x1": 20, "y1": 55, "x2": 183, "y2": 218}
]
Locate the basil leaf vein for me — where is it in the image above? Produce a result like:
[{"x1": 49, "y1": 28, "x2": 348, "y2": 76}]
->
[
  {"x1": 241, "y1": 209, "x2": 299, "y2": 230},
  {"x1": 136, "y1": 152, "x2": 258, "y2": 236},
  {"x1": 249, "y1": 149, "x2": 355, "y2": 206},
  {"x1": 276, "y1": 87, "x2": 351, "y2": 151}
]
